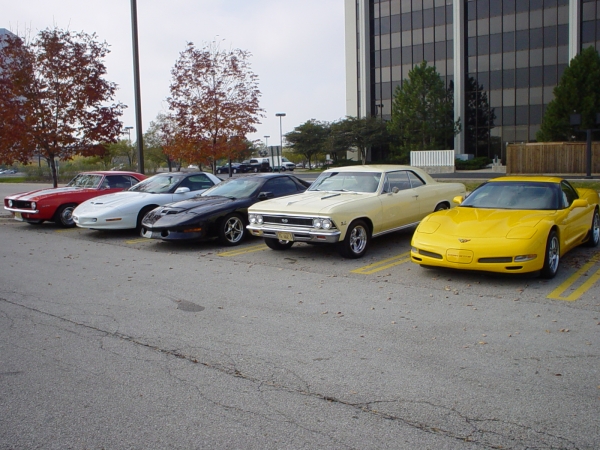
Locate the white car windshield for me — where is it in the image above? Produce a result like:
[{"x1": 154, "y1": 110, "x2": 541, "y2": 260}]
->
[
  {"x1": 309, "y1": 172, "x2": 381, "y2": 193},
  {"x1": 66, "y1": 174, "x2": 103, "y2": 188},
  {"x1": 128, "y1": 174, "x2": 184, "y2": 194},
  {"x1": 461, "y1": 182, "x2": 560, "y2": 210}
]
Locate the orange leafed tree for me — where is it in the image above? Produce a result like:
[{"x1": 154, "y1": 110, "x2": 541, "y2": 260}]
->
[
  {"x1": 167, "y1": 42, "x2": 264, "y2": 170},
  {"x1": 0, "y1": 29, "x2": 125, "y2": 187}
]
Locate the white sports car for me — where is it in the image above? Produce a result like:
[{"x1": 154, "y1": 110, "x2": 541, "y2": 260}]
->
[{"x1": 73, "y1": 172, "x2": 221, "y2": 230}]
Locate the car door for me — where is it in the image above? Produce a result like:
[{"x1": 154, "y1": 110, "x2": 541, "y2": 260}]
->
[
  {"x1": 378, "y1": 170, "x2": 421, "y2": 232},
  {"x1": 559, "y1": 181, "x2": 591, "y2": 251}
]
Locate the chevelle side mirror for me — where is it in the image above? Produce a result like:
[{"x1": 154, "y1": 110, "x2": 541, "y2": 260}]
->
[
  {"x1": 174, "y1": 187, "x2": 191, "y2": 194},
  {"x1": 453, "y1": 196, "x2": 464, "y2": 205},
  {"x1": 258, "y1": 192, "x2": 274, "y2": 200},
  {"x1": 571, "y1": 199, "x2": 588, "y2": 209},
  {"x1": 392, "y1": 187, "x2": 400, "y2": 194}
]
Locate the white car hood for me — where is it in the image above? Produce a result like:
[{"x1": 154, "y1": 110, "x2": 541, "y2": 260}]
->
[{"x1": 86, "y1": 191, "x2": 155, "y2": 209}]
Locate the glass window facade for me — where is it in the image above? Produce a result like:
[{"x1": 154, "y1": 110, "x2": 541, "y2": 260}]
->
[{"x1": 364, "y1": 0, "x2": 600, "y2": 159}]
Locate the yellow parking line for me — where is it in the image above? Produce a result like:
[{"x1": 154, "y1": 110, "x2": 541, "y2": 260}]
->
[
  {"x1": 219, "y1": 244, "x2": 267, "y2": 257},
  {"x1": 125, "y1": 238, "x2": 153, "y2": 244},
  {"x1": 351, "y1": 252, "x2": 411, "y2": 275},
  {"x1": 547, "y1": 255, "x2": 600, "y2": 301}
]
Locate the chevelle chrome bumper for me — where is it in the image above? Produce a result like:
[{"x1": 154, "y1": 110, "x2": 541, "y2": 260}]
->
[{"x1": 247, "y1": 224, "x2": 341, "y2": 243}]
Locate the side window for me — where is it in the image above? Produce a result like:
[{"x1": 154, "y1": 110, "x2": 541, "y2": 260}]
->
[
  {"x1": 105, "y1": 175, "x2": 137, "y2": 189},
  {"x1": 560, "y1": 181, "x2": 578, "y2": 208},
  {"x1": 180, "y1": 174, "x2": 214, "y2": 192},
  {"x1": 384, "y1": 171, "x2": 411, "y2": 193},
  {"x1": 407, "y1": 171, "x2": 425, "y2": 188},
  {"x1": 262, "y1": 177, "x2": 299, "y2": 196}
]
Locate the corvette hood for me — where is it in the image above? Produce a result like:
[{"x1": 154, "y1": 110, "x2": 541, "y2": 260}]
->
[
  {"x1": 249, "y1": 191, "x2": 369, "y2": 215},
  {"x1": 160, "y1": 196, "x2": 234, "y2": 214},
  {"x1": 423, "y1": 207, "x2": 555, "y2": 238},
  {"x1": 7, "y1": 186, "x2": 93, "y2": 201}
]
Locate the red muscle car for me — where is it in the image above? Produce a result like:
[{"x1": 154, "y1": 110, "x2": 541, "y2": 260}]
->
[{"x1": 4, "y1": 171, "x2": 147, "y2": 227}]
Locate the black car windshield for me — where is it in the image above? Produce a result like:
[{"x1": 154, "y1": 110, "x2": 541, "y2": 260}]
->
[
  {"x1": 200, "y1": 177, "x2": 263, "y2": 198},
  {"x1": 461, "y1": 182, "x2": 560, "y2": 210},
  {"x1": 308, "y1": 172, "x2": 381, "y2": 193},
  {"x1": 128, "y1": 174, "x2": 184, "y2": 193},
  {"x1": 67, "y1": 174, "x2": 103, "y2": 188}
]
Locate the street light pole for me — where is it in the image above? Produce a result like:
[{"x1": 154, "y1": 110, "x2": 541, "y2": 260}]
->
[
  {"x1": 276, "y1": 113, "x2": 286, "y2": 171},
  {"x1": 264, "y1": 135, "x2": 270, "y2": 155}
]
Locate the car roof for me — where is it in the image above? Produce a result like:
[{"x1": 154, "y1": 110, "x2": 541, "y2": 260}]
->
[
  {"x1": 79, "y1": 170, "x2": 143, "y2": 176},
  {"x1": 323, "y1": 164, "x2": 415, "y2": 173},
  {"x1": 226, "y1": 173, "x2": 297, "y2": 180}
]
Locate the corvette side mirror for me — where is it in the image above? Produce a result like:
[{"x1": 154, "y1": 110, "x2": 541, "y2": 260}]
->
[
  {"x1": 571, "y1": 199, "x2": 587, "y2": 209},
  {"x1": 453, "y1": 196, "x2": 464, "y2": 205},
  {"x1": 258, "y1": 192, "x2": 274, "y2": 200}
]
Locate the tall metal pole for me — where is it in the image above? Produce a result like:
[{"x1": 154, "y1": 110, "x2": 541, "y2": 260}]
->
[
  {"x1": 130, "y1": 0, "x2": 144, "y2": 174},
  {"x1": 276, "y1": 113, "x2": 286, "y2": 171}
]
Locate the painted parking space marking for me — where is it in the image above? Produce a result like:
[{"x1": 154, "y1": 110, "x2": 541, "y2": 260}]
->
[
  {"x1": 219, "y1": 244, "x2": 268, "y2": 257},
  {"x1": 547, "y1": 254, "x2": 600, "y2": 301},
  {"x1": 351, "y1": 252, "x2": 411, "y2": 275}
]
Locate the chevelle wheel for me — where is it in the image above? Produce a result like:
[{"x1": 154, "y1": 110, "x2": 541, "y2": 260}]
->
[
  {"x1": 54, "y1": 204, "x2": 77, "y2": 228},
  {"x1": 337, "y1": 219, "x2": 370, "y2": 259},
  {"x1": 219, "y1": 213, "x2": 246, "y2": 246},
  {"x1": 540, "y1": 230, "x2": 560, "y2": 279},
  {"x1": 264, "y1": 238, "x2": 294, "y2": 250}
]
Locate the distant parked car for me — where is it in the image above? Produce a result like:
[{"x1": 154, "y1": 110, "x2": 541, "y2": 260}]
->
[
  {"x1": 141, "y1": 173, "x2": 310, "y2": 246},
  {"x1": 216, "y1": 162, "x2": 250, "y2": 174},
  {"x1": 247, "y1": 165, "x2": 466, "y2": 258},
  {"x1": 3, "y1": 171, "x2": 147, "y2": 227},
  {"x1": 73, "y1": 172, "x2": 221, "y2": 231}
]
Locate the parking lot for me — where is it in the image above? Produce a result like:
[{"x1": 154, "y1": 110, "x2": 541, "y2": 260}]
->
[{"x1": 1, "y1": 181, "x2": 599, "y2": 449}]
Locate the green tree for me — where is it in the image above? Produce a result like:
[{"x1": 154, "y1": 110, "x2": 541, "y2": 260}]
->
[
  {"x1": 537, "y1": 46, "x2": 600, "y2": 142},
  {"x1": 387, "y1": 61, "x2": 459, "y2": 160},
  {"x1": 285, "y1": 119, "x2": 329, "y2": 169},
  {"x1": 329, "y1": 116, "x2": 389, "y2": 164}
]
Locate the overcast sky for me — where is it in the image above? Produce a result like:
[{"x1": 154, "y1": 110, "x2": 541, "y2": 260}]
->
[{"x1": 5, "y1": 0, "x2": 347, "y2": 146}]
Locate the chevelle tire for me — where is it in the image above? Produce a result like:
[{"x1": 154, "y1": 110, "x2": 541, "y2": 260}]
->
[
  {"x1": 219, "y1": 213, "x2": 246, "y2": 246},
  {"x1": 264, "y1": 238, "x2": 294, "y2": 250},
  {"x1": 336, "y1": 219, "x2": 370, "y2": 259}
]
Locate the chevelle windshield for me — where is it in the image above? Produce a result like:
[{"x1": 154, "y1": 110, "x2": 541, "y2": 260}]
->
[
  {"x1": 200, "y1": 177, "x2": 262, "y2": 199},
  {"x1": 128, "y1": 174, "x2": 184, "y2": 194},
  {"x1": 66, "y1": 174, "x2": 103, "y2": 189},
  {"x1": 309, "y1": 172, "x2": 381, "y2": 193},
  {"x1": 462, "y1": 182, "x2": 560, "y2": 210}
]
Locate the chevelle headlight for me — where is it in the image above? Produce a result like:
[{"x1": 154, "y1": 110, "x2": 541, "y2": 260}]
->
[
  {"x1": 249, "y1": 214, "x2": 263, "y2": 225},
  {"x1": 313, "y1": 218, "x2": 332, "y2": 229}
]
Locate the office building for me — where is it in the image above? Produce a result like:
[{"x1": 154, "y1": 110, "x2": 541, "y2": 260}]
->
[{"x1": 345, "y1": 0, "x2": 600, "y2": 159}]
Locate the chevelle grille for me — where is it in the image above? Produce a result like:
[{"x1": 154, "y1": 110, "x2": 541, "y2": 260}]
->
[{"x1": 262, "y1": 215, "x2": 314, "y2": 227}]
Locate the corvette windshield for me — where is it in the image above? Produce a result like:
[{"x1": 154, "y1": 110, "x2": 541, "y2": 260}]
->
[
  {"x1": 308, "y1": 172, "x2": 381, "y2": 193},
  {"x1": 201, "y1": 177, "x2": 262, "y2": 198},
  {"x1": 128, "y1": 174, "x2": 184, "y2": 193},
  {"x1": 462, "y1": 182, "x2": 560, "y2": 210},
  {"x1": 67, "y1": 174, "x2": 103, "y2": 188}
]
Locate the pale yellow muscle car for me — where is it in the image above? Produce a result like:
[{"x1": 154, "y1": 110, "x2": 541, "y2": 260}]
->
[{"x1": 247, "y1": 165, "x2": 466, "y2": 258}]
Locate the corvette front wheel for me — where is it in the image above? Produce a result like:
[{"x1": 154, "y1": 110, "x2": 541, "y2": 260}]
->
[
  {"x1": 585, "y1": 209, "x2": 600, "y2": 247},
  {"x1": 540, "y1": 230, "x2": 560, "y2": 279}
]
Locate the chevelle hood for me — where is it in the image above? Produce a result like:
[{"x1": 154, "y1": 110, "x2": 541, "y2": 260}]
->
[
  {"x1": 423, "y1": 207, "x2": 555, "y2": 238},
  {"x1": 8, "y1": 186, "x2": 94, "y2": 201},
  {"x1": 249, "y1": 191, "x2": 372, "y2": 215}
]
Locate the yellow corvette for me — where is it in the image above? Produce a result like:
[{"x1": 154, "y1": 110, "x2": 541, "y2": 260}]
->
[{"x1": 410, "y1": 177, "x2": 600, "y2": 278}]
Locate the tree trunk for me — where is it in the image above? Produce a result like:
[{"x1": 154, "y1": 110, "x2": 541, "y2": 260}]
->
[{"x1": 49, "y1": 154, "x2": 58, "y2": 188}]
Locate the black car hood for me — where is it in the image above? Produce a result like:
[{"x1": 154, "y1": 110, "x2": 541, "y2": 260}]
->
[{"x1": 161, "y1": 195, "x2": 236, "y2": 213}]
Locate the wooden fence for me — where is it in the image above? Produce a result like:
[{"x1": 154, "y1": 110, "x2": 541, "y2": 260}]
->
[{"x1": 506, "y1": 142, "x2": 600, "y2": 175}]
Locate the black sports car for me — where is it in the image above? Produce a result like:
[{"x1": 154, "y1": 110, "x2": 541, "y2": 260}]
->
[{"x1": 140, "y1": 173, "x2": 311, "y2": 245}]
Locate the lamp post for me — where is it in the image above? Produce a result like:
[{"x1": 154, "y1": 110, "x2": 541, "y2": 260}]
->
[
  {"x1": 570, "y1": 113, "x2": 600, "y2": 178},
  {"x1": 264, "y1": 135, "x2": 270, "y2": 155},
  {"x1": 124, "y1": 126, "x2": 133, "y2": 144},
  {"x1": 276, "y1": 113, "x2": 286, "y2": 171}
]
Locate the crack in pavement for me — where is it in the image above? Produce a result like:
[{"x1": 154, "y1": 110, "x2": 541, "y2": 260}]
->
[{"x1": 0, "y1": 297, "x2": 583, "y2": 449}]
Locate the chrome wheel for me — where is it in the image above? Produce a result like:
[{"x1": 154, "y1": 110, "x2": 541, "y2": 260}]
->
[
  {"x1": 586, "y1": 210, "x2": 600, "y2": 247},
  {"x1": 337, "y1": 220, "x2": 370, "y2": 258},
  {"x1": 541, "y1": 231, "x2": 559, "y2": 279},
  {"x1": 55, "y1": 204, "x2": 77, "y2": 228},
  {"x1": 219, "y1": 213, "x2": 245, "y2": 246}
]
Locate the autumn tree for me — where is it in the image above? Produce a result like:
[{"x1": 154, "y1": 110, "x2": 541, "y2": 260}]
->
[
  {"x1": 285, "y1": 120, "x2": 330, "y2": 169},
  {"x1": 167, "y1": 42, "x2": 264, "y2": 171},
  {"x1": 0, "y1": 28, "x2": 125, "y2": 187},
  {"x1": 537, "y1": 46, "x2": 600, "y2": 142}
]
